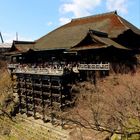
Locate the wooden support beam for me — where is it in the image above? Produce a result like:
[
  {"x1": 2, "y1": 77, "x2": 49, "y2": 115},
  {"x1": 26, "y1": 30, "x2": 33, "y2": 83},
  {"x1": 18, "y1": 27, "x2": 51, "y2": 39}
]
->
[
  {"x1": 39, "y1": 76, "x2": 46, "y2": 121},
  {"x1": 15, "y1": 72, "x2": 74, "y2": 122},
  {"x1": 34, "y1": 90, "x2": 42, "y2": 94},
  {"x1": 34, "y1": 96, "x2": 41, "y2": 101},
  {"x1": 31, "y1": 75, "x2": 36, "y2": 118}
]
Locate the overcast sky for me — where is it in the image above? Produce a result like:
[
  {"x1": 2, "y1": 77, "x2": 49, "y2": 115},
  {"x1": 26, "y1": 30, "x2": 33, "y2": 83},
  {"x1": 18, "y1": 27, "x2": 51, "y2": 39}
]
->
[{"x1": 0, "y1": 0, "x2": 140, "y2": 43}]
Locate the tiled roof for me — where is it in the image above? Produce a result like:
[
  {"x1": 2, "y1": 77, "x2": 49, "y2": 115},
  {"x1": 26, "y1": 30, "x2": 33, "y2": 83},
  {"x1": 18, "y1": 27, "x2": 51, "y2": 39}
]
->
[
  {"x1": 0, "y1": 43, "x2": 12, "y2": 48},
  {"x1": 10, "y1": 40, "x2": 35, "y2": 53},
  {"x1": 70, "y1": 32, "x2": 130, "y2": 51},
  {"x1": 35, "y1": 11, "x2": 140, "y2": 51},
  {"x1": 9, "y1": 11, "x2": 140, "y2": 53}
]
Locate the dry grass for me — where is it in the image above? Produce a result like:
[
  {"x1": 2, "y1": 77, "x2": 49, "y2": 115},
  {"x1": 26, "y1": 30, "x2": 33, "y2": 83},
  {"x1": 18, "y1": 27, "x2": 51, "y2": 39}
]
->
[
  {"x1": 0, "y1": 70, "x2": 12, "y2": 100},
  {"x1": 0, "y1": 65, "x2": 18, "y2": 117}
]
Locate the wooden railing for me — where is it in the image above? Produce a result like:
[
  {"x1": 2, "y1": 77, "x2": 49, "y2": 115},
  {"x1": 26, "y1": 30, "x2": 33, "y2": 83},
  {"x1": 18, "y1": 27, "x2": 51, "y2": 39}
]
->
[
  {"x1": 8, "y1": 63, "x2": 110, "y2": 76},
  {"x1": 78, "y1": 63, "x2": 110, "y2": 70},
  {"x1": 8, "y1": 64, "x2": 64, "y2": 76}
]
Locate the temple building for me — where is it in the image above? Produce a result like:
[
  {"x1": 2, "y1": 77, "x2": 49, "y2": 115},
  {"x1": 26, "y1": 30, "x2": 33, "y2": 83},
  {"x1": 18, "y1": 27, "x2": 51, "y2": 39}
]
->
[{"x1": 8, "y1": 11, "x2": 140, "y2": 121}]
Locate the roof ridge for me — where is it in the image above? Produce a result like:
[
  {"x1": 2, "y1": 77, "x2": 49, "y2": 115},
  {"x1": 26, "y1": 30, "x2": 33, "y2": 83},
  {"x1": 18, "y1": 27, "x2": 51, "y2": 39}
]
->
[
  {"x1": 13, "y1": 40, "x2": 35, "y2": 44},
  {"x1": 71, "y1": 11, "x2": 117, "y2": 22}
]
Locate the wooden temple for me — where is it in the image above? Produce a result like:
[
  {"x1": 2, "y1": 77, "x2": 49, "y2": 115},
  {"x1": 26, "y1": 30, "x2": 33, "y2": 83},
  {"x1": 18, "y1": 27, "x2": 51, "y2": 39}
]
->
[{"x1": 7, "y1": 11, "x2": 140, "y2": 121}]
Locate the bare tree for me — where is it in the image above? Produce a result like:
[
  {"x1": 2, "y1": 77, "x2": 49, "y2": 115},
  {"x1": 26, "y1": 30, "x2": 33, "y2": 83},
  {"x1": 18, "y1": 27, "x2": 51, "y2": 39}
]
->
[{"x1": 61, "y1": 78, "x2": 140, "y2": 139}]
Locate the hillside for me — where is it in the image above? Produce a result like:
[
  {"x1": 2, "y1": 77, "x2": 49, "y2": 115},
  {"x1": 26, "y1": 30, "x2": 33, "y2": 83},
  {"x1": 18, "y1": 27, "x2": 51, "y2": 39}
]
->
[
  {"x1": 0, "y1": 64, "x2": 140, "y2": 140},
  {"x1": 65, "y1": 70, "x2": 140, "y2": 139}
]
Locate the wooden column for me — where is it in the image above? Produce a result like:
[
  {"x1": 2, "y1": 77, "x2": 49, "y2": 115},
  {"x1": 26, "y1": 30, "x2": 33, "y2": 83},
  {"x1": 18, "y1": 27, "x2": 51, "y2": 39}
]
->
[
  {"x1": 24, "y1": 75, "x2": 29, "y2": 115},
  {"x1": 93, "y1": 70, "x2": 96, "y2": 85},
  {"x1": 17, "y1": 75, "x2": 22, "y2": 113},
  {"x1": 60, "y1": 79, "x2": 62, "y2": 110},
  {"x1": 41, "y1": 76, "x2": 45, "y2": 121},
  {"x1": 32, "y1": 75, "x2": 36, "y2": 118}
]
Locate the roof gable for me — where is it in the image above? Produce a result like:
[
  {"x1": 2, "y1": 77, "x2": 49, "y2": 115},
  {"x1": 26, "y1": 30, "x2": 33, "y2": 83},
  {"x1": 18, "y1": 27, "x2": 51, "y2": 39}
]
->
[
  {"x1": 10, "y1": 40, "x2": 35, "y2": 53},
  {"x1": 73, "y1": 31, "x2": 106, "y2": 48},
  {"x1": 70, "y1": 30, "x2": 129, "y2": 51}
]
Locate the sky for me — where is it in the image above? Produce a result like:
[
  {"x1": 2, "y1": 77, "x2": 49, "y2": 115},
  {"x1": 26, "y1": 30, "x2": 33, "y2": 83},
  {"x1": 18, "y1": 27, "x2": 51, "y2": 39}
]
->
[{"x1": 0, "y1": 0, "x2": 140, "y2": 43}]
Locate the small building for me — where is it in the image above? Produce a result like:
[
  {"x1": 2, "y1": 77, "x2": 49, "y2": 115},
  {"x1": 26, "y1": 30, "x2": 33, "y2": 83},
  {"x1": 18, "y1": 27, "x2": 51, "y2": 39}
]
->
[
  {"x1": 0, "y1": 32, "x2": 12, "y2": 54},
  {"x1": 0, "y1": 43, "x2": 12, "y2": 60},
  {"x1": 0, "y1": 43, "x2": 11, "y2": 53}
]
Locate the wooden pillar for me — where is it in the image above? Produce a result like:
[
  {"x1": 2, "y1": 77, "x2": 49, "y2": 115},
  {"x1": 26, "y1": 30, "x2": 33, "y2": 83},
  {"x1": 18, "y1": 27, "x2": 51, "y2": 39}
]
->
[
  {"x1": 50, "y1": 76, "x2": 52, "y2": 107},
  {"x1": 32, "y1": 75, "x2": 36, "y2": 118},
  {"x1": 50, "y1": 76, "x2": 53, "y2": 124},
  {"x1": 60, "y1": 79, "x2": 62, "y2": 110},
  {"x1": 17, "y1": 75, "x2": 22, "y2": 113},
  {"x1": 93, "y1": 70, "x2": 96, "y2": 85},
  {"x1": 25, "y1": 75, "x2": 28, "y2": 115},
  {"x1": 41, "y1": 76, "x2": 45, "y2": 121}
]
